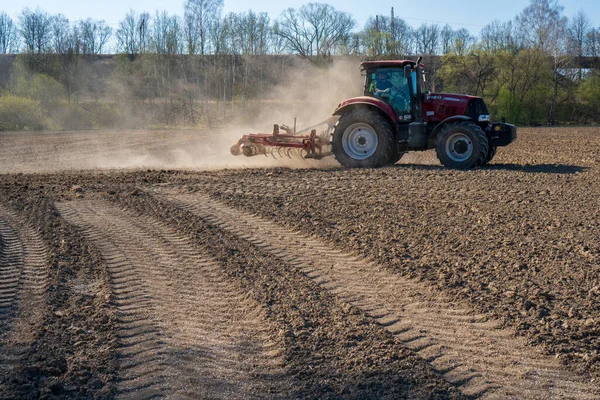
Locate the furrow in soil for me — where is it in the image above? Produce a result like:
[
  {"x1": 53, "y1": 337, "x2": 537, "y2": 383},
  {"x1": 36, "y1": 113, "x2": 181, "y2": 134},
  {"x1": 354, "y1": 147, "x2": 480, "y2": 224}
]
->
[
  {"x1": 163, "y1": 191, "x2": 598, "y2": 400},
  {"x1": 56, "y1": 200, "x2": 287, "y2": 399},
  {"x1": 0, "y1": 207, "x2": 49, "y2": 394}
]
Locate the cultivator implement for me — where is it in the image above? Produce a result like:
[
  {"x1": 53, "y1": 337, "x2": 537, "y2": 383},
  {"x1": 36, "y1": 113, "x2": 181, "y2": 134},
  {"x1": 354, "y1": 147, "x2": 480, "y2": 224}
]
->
[{"x1": 230, "y1": 118, "x2": 336, "y2": 160}]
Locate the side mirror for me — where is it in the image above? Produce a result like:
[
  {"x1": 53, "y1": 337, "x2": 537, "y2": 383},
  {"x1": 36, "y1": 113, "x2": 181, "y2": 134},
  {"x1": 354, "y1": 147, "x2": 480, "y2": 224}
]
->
[{"x1": 404, "y1": 65, "x2": 412, "y2": 79}]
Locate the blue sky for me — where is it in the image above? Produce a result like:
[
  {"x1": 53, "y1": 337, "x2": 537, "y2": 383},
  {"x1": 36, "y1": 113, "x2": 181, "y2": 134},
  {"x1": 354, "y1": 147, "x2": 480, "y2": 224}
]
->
[{"x1": 2, "y1": 0, "x2": 599, "y2": 36}]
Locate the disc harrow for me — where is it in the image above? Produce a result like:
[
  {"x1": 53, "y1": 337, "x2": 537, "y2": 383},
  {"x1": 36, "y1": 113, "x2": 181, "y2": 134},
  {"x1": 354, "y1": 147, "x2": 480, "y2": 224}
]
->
[{"x1": 230, "y1": 119, "x2": 336, "y2": 161}]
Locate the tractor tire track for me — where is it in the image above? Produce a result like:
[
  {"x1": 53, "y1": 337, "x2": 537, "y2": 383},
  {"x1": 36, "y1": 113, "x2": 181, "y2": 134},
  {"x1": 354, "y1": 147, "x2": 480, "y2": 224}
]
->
[
  {"x1": 56, "y1": 200, "x2": 287, "y2": 399},
  {"x1": 163, "y1": 191, "x2": 598, "y2": 400},
  {"x1": 0, "y1": 207, "x2": 48, "y2": 393}
]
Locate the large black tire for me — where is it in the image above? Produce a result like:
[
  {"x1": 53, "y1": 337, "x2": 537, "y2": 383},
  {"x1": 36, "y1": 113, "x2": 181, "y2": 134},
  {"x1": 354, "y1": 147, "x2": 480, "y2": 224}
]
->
[
  {"x1": 331, "y1": 109, "x2": 395, "y2": 168},
  {"x1": 435, "y1": 122, "x2": 489, "y2": 169},
  {"x1": 482, "y1": 145, "x2": 497, "y2": 166}
]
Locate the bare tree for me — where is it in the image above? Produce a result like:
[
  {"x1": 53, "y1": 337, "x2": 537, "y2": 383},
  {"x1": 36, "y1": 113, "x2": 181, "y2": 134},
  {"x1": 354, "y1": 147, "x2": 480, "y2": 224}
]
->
[
  {"x1": 219, "y1": 11, "x2": 272, "y2": 56},
  {"x1": 516, "y1": 0, "x2": 567, "y2": 125},
  {"x1": 219, "y1": 12, "x2": 241, "y2": 55},
  {"x1": 586, "y1": 27, "x2": 600, "y2": 58},
  {"x1": 360, "y1": 16, "x2": 387, "y2": 56},
  {"x1": 388, "y1": 15, "x2": 413, "y2": 56},
  {"x1": 438, "y1": 25, "x2": 475, "y2": 56},
  {"x1": 184, "y1": 0, "x2": 223, "y2": 55},
  {"x1": 274, "y1": 8, "x2": 308, "y2": 57},
  {"x1": 303, "y1": 3, "x2": 354, "y2": 57},
  {"x1": 568, "y1": 10, "x2": 590, "y2": 57},
  {"x1": 184, "y1": 8, "x2": 199, "y2": 54},
  {"x1": 566, "y1": 10, "x2": 591, "y2": 81},
  {"x1": 359, "y1": 9, "x2": 413, "y2": 57},
  {"x1": 208, "y1": 15, "x2": 227, "y2": 55},
  {"x1": 480, "y1": 20, "x2": 519, "y2": 53},
  {"x1": 516, "y1": 0, "x2": 566, "y2": 52},
  {"x1": 150, "y1": 11, "x2": 184, "y2": 55},
  {"x1": 0, "y1": 12, "x2": 19, "y2": 54},
  {"x1": 49, "y1": 15, "x2": 84, "y2": 104},
  {"x1": 241, "y1": 11, "x2": 271, "y2": 55},
  {"x1": 52, "y1": 14, "x2": 72, "y2": 54},
  {"x1": 550, "y1": 21, "x2": 568, "y2": 126},
  {"x1": 415, "y1": 23, "x2": 439, "y2": 55},
  {"x1": 116, "y1": 10, "x2": 136, "y2": 55},
  {"x1": 336, "y1": 31, "x2": 359, "y2": 55},
  {"x1": 359, "y1": 13, "x2": 414, "y2": 57},
  {"x1": 116, "y1": 10, "x2": 150, "y2": 57},
  {"x1": 268, "y1": 24, "x2": 287, "y2": 55},
  {"x1": 79, "y1": 19, "x2": 112, "y2": 55},
  {"x1": 19, "y1": 7, "x2": 53, "y2": 54},
  {"x1": 274, "y1": 3, "x2": 354, "y2": 62},
  {"x1": 440, "y1": 24, "x2": 454, "y2": 55},
  {"x1": 453, "y1": 28, "x2": 474, "y2": 56}
]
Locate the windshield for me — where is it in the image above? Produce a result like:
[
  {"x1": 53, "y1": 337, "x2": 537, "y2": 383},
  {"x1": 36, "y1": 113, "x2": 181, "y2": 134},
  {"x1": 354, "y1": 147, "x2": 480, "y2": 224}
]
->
[{"x1": 366, "y1": 68, "x2": 411, "y2": 116}]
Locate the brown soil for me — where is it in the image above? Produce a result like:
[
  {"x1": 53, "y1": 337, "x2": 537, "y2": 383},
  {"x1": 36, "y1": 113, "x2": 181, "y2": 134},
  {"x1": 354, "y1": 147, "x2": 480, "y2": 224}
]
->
[{"x1": 0, "y1": 126, "x2": 599, "y2": 398}]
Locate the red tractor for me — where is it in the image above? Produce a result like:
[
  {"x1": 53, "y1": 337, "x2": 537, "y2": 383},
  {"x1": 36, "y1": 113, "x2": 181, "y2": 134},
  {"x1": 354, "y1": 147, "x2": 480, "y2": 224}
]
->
[{"x1": 231, "y1": 57, "x2": 517, "y2": 169}]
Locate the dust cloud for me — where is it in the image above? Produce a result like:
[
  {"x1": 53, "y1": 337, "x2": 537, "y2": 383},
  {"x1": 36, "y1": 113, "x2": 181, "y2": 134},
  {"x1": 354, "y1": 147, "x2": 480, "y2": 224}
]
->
[
  {"x1": 248, "y1": 57, "x2": 363, "y2": 129},
  {"x1": 222, "y1": 57, "x2": 364, "y2": 169}
]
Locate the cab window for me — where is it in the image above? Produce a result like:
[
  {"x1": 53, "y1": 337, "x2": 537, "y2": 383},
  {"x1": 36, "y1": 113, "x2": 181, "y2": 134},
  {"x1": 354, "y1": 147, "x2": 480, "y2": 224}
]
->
[{"x1": 367, "y1": 68, "x2": 411, "y2": 116}]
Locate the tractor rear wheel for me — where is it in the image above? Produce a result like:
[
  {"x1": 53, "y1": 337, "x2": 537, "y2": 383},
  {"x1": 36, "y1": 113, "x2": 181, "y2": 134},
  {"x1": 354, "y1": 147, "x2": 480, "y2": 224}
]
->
[
  {"x1": 331, "y1": 109, "x2": 394, "y2": 168},
  {"x1": 435, "y1": 122, "x2": 489, "y2": 169}
]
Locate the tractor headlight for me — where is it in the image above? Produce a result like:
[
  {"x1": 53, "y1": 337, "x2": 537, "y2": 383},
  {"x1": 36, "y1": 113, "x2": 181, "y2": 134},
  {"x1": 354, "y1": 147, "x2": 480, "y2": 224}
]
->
[{"x1": 478, "y1": 114, "x2": 490, "y2": 122}]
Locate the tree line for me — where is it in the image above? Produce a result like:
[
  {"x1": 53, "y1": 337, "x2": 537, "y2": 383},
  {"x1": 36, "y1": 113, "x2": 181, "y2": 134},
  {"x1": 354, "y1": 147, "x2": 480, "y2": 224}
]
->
[
  {"x1": 2, "y1": 1, "x2": 599, "y2": 60},
  {"x1": 1, "y1": 0, "x2": 600, "y2": 130}
]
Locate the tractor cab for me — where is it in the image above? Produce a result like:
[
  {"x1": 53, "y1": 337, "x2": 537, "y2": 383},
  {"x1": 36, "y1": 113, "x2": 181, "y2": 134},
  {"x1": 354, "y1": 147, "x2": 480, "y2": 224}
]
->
[
  {"x1": 359, "y1": 60, "x2": 429, "y2": 149},
  {"x1": 360, "y1": 60, "x2": 421, "y2": 125},
  {"x1": 365, "y1": 67, "x2": 412, "y2": 118}
]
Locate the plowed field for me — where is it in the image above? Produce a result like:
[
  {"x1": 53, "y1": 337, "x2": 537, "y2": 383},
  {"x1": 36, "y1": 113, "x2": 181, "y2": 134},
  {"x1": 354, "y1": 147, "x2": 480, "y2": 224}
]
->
[{"x1": 0, "y1": 127, "x2": 599, "y2": 399}]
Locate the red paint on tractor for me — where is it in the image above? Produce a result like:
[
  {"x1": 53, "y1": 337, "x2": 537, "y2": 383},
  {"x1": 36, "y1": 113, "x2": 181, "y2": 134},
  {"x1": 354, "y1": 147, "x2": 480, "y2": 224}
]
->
[
  {"x1": 422, "y1": 93, "x2": 479, "y2": 123},
  {"x1": 334, "y1": 96, "x2": 398, "y2": 123}
]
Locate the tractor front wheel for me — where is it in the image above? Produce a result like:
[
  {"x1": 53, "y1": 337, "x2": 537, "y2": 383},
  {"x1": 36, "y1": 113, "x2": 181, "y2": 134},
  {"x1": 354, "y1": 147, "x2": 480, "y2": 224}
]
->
[
  {"x1": 331, "y1": 109, "x2": 395, "y2": 168},
  {"x1": 482, "y1": 145, "x2": 497, "y2": 166},
  {"x1": 435, "y1": 122, "x2": 489, "y2": 169}
]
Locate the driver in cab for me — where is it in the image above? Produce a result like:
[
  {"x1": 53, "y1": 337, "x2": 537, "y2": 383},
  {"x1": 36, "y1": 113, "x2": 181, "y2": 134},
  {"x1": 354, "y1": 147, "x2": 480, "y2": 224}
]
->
[
  {"x1": 370, "y1": 70, "x2": 411, "y2": 116},
  {"x1": 373, "y1": 71, "x2": 394, "y2": 95}
]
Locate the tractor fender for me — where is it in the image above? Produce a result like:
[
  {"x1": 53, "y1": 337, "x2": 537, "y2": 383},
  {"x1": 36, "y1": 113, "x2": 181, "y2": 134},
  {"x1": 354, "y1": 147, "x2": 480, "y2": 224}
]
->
[
  {"x1": 333, "y1": 97, "x2": 397, "y2": 125},
  {"x1": 428, "y1": 115, "x2": 474, "y2": 148}
]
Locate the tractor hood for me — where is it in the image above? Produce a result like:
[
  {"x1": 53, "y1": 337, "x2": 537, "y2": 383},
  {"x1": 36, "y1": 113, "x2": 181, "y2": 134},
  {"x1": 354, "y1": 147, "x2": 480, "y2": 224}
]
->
[
  {"x1": 334, "y1": 96, "x2": 397, "y2": 123},
  {"x1": 426, "y1": 93, "x2": 479, "y2": 103},
  {"x1": 423, "y1": 93, "x2": 485, "y2": 123}
]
